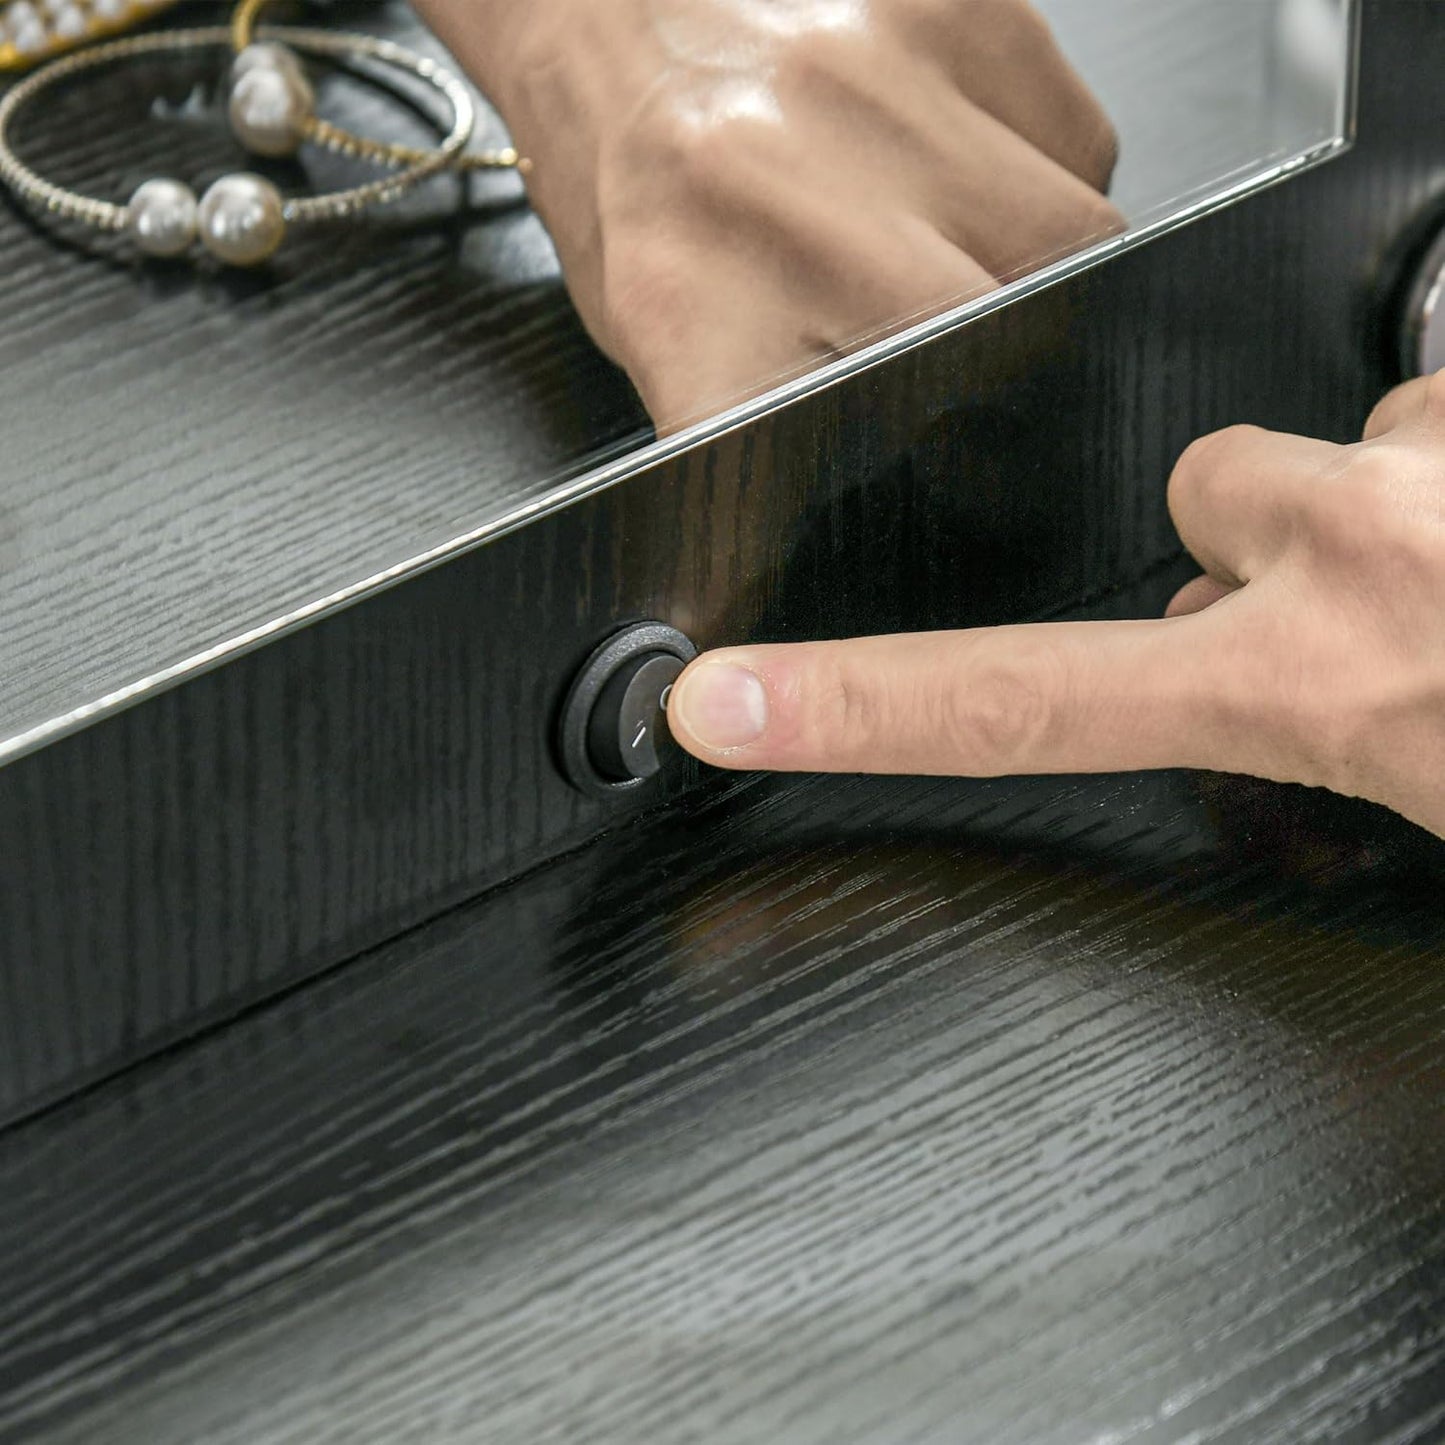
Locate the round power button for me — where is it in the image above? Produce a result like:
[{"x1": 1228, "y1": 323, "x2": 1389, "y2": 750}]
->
[{"x1": 558, "y1": 623, "x2": 697, "y2": 799}]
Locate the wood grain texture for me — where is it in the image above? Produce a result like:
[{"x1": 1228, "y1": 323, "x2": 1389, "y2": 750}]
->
[
  {"x1": 0, "y1": 1, "x2": 1433, "y2": 1130},
  {"x1": 1, "y1": 756, "x2": 1443, "y2": 1444}
]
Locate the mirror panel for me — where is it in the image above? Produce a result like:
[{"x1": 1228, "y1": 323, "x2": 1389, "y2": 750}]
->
[{"x1": 0, "y1": 0, "x2": 1356, "y2": 757}]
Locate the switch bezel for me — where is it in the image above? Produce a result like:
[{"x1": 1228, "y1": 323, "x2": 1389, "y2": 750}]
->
[{"x1": 557, "y1": 622, "x2": 697, "y2": 800}]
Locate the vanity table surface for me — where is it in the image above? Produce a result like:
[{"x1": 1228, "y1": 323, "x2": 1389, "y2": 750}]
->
[{"x1": 1, "y1": 759, "x2": 1442, "y2": 1444}]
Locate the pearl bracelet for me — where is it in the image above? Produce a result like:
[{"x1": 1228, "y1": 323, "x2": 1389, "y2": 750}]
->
[{"x1": 0, "y1": 24, "x2": 477, "y2": 265}]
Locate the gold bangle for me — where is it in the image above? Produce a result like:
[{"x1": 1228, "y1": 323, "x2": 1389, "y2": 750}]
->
[
  {"x1": 229, "y1": 0, "x2": 526, "y2": 173},
  {"x1": 0, "y1": 0, "x2": 182, "y2": 73}
]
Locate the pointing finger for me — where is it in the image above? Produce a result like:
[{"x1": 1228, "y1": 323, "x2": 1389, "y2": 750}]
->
[{"x1": 668, "y1": 614, "x2": 1261, "y2": 780}]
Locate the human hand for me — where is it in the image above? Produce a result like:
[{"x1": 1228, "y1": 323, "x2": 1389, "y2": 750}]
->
[
  {"x1": 416, "y1": 0, "x2": 1121, "y2": 429},
  {"x1": 665, "y1": 375, "x2": 1445, "y2": 841}
]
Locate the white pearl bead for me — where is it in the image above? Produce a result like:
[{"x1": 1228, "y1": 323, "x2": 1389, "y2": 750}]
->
[
  {"x1": 89, "y1": 0, "x2": 129, "y2": 21},
  {"x1": 197, "y1": 173, "x2": 286, "y2": 267},
  {"x1": 231, "y1": 42, "x2": 304, "y2": 85},
  {"x1": 7, "y1": 5, "x2": 48, "y2": 53},
  {"x1": 50, "y1": 3, "x2": 86, "y2": 39},
  {"x1": 228, "y1": 63, "x2": 314, "y2": 159},
  {"x1": 126, "y1": 178, "x2": 198, "y2": 259}
]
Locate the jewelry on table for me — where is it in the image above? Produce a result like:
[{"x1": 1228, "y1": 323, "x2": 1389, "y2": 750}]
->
[
  {"x1": 0, "y1": 25, "x2": 477, "y2": 265},
  {"x1": 227, "y1": 0, "x2": 524, "y2": 173},
  {"x1": 0, "y1": 0, "x2": 181, "y2": 72}
]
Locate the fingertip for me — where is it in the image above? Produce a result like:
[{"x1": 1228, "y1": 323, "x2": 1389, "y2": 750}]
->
[{"x1": 667, "y1": 653, "x2": 771, "y2": 766}]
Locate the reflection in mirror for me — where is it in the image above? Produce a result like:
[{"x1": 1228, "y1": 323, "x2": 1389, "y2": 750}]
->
[
  {"x1": 1047, "y1": 0, "x2": 1352, "y2": 226},
  {"x1": 0, "y1": 0, "x2": 1356, "y2": 760},
  {"x1": 422, "y1": 0, "x2": 1356, "y2": 430}
]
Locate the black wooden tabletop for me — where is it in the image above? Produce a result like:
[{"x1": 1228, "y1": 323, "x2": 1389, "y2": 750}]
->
[{"x1": 1, "y1": 747, "x2": 1442, "y2": 1444}]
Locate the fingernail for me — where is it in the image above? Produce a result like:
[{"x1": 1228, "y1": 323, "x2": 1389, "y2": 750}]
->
[{"x1": 671, "y1": 661, "x2": 769, "y2": 752}]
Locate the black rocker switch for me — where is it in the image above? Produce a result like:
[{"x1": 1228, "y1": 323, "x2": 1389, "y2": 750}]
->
[
  {"x1": 586, "y1": 652, "x2": 687, "y2": 783},
  {"x1": 558, "y1": 623, "x2": 697, "y2": 799}
]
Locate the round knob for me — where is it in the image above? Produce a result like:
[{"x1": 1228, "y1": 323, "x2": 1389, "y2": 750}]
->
[{"x1": 558, "y1": 623, "x2": 697, "y2": 799}]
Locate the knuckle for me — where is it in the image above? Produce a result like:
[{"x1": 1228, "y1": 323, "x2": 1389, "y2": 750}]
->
[
  {"x1": 773, "y1": 30, "x2": 849, "y2": 92},
  {"x1": 986, "y1": 0, "x2": 1056, "y2": 52},
  {"x1": 1175, "y1": 423, "x2": 1259, "y2": 479},
  {"x1": 947, "y1": 643, "x2": 1065, "y2": 774},
  {"x1": 912, "y1": 0, "x2": 1054, "y2": 61},
  {"x1": 627, "y1": 86, "x2": 767, "y2": 203},
  {"x1": 892, "y1": 0, "x2": 946, "y2": 39},
  {"x1": 597, "y1": 241, "x2": 682, "y2": 353},
  {"x1": 651, "y1": 117, "x2": 739, "y2": 196},
  {"x1": 595, "y1": 238, "x2": 706, "y2": 407},
  {"x1": 1083, "y1": 116, "x2": 1122, "y2": 193},
  {"x1": 806, "y1": 656, "x2": 892, "y2": 760},
  {"x1": 1363, "y1": 379, "x2": 1421, "y2": 439},
  {"x1": 902, "y1": 0, "x2": 1045, "y2": 52},
  {"x1": 677, "y1": 119, "x2": 755, "y2": 192},
  {"x1": 1169, "y1": 425, "x2": 1262, "y2": 524},
  {"x1": 1320, "y1": 446, "x2": 1431, "y2": 561},
  {"x1": 1079, "y1": 192, "x2": 1126, "y2": 243}
]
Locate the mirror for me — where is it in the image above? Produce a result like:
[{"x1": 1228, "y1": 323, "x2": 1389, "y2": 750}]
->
[{"x1": 0, "y1": 0, "x2": 1356, "y2": 760}]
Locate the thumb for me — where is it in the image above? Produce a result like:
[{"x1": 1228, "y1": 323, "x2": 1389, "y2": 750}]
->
[{"x1": 667, "y1": 620, "x2": 1246, "y2": 779}]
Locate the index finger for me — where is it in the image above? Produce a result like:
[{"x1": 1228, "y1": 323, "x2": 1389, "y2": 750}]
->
[{"x1": 667, "y1": 606, "x2": 1272, "y2": 781}]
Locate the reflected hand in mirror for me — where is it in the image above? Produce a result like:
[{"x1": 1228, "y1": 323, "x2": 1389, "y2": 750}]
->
[
  {"x1": 417, "y1": 0, "x2": 1122, "y2": 429},
  {"x1": 665, "y1": 376, "x2": 1445, "y2": 844}
]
